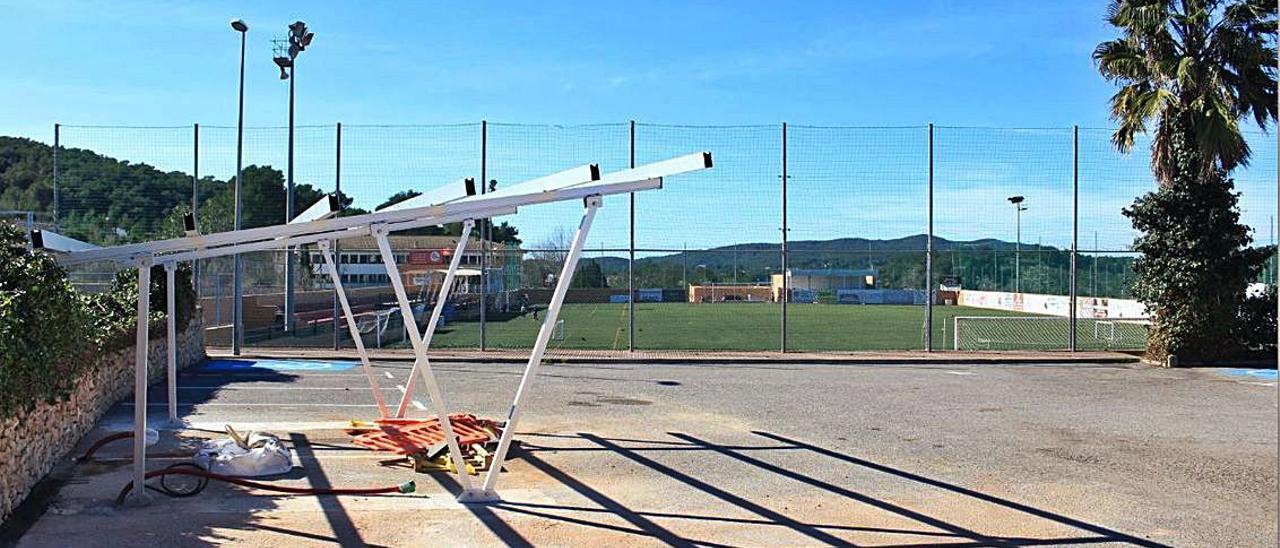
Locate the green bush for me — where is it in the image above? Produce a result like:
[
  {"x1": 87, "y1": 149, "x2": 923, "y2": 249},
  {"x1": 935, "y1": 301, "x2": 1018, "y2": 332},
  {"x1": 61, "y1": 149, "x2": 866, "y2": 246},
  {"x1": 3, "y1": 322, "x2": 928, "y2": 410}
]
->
[
  {"x1": 0, "y1": 224, "x2": 90, "y2": 417},
  {"x1": 1236, "y1": 286, "x2": 1277, "y2": 353},
  {"x1": 0, "y1": 223, "x2": 197, "y2": 419}
]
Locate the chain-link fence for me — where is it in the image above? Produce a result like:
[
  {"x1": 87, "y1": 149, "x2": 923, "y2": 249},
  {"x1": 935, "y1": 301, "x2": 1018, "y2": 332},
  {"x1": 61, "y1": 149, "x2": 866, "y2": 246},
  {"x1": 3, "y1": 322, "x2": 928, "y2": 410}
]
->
[{"x1": 41, "y1": 121, "x2": 1278, "y2": 353}]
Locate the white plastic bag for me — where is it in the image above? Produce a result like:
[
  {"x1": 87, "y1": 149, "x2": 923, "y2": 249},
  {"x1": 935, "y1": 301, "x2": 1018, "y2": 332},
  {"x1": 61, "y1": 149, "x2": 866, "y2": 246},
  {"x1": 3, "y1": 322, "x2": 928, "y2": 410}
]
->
[{"x1": 193, "y1": 429, "x2": 293, "y2": 477}]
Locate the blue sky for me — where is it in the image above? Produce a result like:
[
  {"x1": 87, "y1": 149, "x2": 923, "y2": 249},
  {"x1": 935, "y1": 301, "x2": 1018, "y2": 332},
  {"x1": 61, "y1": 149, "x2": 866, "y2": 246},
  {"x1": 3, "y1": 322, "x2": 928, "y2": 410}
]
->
[
  {"x1": 1, "y1": 1, "x2": 1275, "y2": 252},
  {"x1": 1, "y1": 1, "x2": 1121, "y2": 135}
]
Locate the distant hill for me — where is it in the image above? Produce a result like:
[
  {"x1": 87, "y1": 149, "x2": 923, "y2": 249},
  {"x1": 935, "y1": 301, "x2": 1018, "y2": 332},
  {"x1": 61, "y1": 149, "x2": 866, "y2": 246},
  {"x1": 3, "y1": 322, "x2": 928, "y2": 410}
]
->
[{"x1": 579, "y1": 235, "x2": 1136, "y2": 297}]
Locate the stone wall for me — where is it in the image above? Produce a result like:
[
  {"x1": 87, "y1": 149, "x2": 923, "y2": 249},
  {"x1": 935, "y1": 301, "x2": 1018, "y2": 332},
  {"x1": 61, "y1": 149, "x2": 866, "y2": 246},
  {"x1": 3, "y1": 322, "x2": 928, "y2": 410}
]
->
[{"x1": 0, "y1": 320, "x2": 205, "y2": 523}]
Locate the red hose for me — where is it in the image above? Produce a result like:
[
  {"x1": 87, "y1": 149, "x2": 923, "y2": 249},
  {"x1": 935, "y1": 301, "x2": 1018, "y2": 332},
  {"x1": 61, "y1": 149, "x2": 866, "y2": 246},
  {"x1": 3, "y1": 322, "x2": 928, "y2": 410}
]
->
[
  {"x1": 80, "y1": 431, "x2": 135, "y2": 462},
  {"x1": 115, "y1": 468, "x2": 415, "y2": 505}
]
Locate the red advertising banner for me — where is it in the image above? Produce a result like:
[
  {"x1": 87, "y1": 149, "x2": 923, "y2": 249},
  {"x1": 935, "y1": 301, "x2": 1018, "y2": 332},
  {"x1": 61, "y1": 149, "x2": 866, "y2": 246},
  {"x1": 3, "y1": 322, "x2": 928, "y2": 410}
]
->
[{"x1": 408, "y1": 249, "x2": 450, "y2": 265}]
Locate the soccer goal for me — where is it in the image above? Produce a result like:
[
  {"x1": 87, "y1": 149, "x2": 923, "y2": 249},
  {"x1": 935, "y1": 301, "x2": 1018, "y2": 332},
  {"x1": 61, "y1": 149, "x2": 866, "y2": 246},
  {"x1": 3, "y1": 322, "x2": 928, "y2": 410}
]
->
[{"x1": 953, "y1": 316, "x2": 1150, "y2": 351}]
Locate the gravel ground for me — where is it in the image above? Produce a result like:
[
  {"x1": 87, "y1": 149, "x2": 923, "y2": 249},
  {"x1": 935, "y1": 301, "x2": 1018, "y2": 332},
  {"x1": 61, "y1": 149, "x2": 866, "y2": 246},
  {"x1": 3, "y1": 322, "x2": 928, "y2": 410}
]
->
[{"x1": 10, "y1": 360, "x2": 1277, "y2": 547}]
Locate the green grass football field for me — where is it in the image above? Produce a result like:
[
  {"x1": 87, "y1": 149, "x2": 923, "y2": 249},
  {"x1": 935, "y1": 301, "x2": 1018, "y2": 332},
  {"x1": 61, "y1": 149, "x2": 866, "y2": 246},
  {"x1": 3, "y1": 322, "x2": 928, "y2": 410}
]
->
[{"x1": 419, "y1": 303, "x2": 1125, "y2": 351}]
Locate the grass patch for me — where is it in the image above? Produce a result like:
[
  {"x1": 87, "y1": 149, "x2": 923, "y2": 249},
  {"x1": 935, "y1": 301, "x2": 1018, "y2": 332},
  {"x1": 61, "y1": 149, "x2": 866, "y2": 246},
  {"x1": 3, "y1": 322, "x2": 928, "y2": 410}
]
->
[{"x1": 423, "y1": 303, "x2": 1048, "y2": 351}]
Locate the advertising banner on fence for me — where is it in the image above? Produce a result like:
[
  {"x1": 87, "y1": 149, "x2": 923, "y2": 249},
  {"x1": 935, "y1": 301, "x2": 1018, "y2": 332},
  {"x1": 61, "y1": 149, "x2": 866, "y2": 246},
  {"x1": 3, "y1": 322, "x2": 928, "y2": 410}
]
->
[
  {"x1": 836, "y1": 289, "x2": 928, "y2": 305},
  {"x1": 958, "y1": 290, "x2": 1147, "y2": 319}
]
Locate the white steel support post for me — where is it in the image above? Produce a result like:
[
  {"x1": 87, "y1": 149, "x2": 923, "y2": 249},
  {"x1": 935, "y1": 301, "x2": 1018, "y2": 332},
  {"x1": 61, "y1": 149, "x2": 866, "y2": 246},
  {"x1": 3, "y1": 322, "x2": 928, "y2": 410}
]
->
[
  {"x1": 129, "y1": 256, "x2": 152, "y2": 503},
  {"x1": 472, "y1": 196, "x2": 602, "y2": 501},
  {"x1": 372, "y1": 224, "x2": 474, "y2": 492},
  {"x1": 393, "y1": 220, "x2": 474, "y2": 417},
  {"x1": 317, "y1": 239, "x2": 390, "y2": 418},
  {"x1": 164, "y1": 262, "x2": 178, "y2": 424}
]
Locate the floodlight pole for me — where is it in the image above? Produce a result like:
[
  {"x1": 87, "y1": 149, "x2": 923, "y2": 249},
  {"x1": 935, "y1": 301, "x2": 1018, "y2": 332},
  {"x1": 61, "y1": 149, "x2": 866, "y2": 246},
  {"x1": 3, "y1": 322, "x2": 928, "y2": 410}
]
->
[
  {"x1": 393, "y1": 221, "x2": 474, "y2": 417},
  {"x1": 232, "y1": 23, "x2": 247, "y2": 355},
  {"x1": 373, "y1": 223, "x2": 474, "y2": 492},
  {"x1": 472, "y1": 196, "x2": 602, "y2": 501},
  {"x1": 317, "y1": 239, "x2": 390, "y2": 418},
  {"x1": 283, "y1": 52, "x2": 297, "y2": 333}
]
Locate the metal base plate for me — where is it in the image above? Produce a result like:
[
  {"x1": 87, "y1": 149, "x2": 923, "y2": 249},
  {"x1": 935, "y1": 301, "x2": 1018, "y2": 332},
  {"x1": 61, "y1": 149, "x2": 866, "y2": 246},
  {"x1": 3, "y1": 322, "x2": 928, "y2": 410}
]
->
[{"x1": 456, "y1": 489, "x2": 500, "y2": 503}]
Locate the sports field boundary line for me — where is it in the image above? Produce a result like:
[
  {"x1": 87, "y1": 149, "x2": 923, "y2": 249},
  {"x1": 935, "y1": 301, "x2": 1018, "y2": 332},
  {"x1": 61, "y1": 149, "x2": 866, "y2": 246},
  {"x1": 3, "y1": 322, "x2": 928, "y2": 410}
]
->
[{"x1": 207, "y1": 347, "x2": 1142, "y2": 365}]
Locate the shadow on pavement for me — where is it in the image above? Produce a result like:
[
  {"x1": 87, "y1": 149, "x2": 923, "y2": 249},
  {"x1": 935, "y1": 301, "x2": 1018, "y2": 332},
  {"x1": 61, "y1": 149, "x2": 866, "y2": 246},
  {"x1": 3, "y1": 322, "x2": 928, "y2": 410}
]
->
[{"x1": 485, "y1": 431, "x2": 1168, "y2": 547}]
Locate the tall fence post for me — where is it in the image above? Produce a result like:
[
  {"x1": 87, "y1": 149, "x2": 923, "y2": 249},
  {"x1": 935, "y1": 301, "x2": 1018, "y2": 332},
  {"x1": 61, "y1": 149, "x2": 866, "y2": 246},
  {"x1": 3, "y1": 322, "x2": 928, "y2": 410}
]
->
[
  {"x1": 780, "y1": 122, "x2": 789, "y2": 353},
  {"x1": 1070, "y1": 125, "x2": 1079, "y2": 351},
  {"x1": 52, "y1": 123, "x2": 60, "y2": 229},
  {"x1": 190, "y1": 124, "x2": 201, "y2": 301},
  {"x1": 479, "y1": 120, "x2": 488, "y2": 351},
  {"x1": 925, "y1": 123, "x2": 935, "y2": 351},
  {"x1": 628, "y1": 120, "x2": 636, "y2": 352},
  {"x1": 333, "y1": 122, "x2": 343, "y2": 351}
]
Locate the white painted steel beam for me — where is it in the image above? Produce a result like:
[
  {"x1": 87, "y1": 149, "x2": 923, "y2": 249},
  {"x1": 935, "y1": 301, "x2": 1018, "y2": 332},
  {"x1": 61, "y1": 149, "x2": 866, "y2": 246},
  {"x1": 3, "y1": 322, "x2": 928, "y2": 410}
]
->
[
  {"x1": 376, "y1": 178, "x2": 476, "y2": 212},
  {"x1": 30, "y1": 229, "x2": 99, "y2": 253},
  {"x1": 128, "y1": 256, "x2": 151, "y2": 504},
  {"x1": 54, "y1": 168, "x2": 669, "y2": 267},
  {"x1": 164, "y1": 262, "x2": 178, "y2": 424},
  {"x1": 289, "y1": 193, "x2": 341, "y2": 224},
  {"x1": 475, "y1": 164, "x2": 599, "y2": 200}
]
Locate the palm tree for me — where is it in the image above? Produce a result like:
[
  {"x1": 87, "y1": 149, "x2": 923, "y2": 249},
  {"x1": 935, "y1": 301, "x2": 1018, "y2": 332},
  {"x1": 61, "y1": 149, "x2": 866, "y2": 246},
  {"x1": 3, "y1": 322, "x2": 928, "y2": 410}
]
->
[
  {"x1": 1094, "y1": 0, "x2": 1277, "y2": 362},
  {"x1": 1093, "y1": 0, "x2": 1276, "y2": 183}
]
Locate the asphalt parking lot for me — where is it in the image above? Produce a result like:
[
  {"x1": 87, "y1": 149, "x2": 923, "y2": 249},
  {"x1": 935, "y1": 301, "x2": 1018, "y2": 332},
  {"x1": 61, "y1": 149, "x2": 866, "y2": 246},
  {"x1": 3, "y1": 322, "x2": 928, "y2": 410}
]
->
[{"x1": 11, "y1": 359, "x2": 1278, "y2": 547}]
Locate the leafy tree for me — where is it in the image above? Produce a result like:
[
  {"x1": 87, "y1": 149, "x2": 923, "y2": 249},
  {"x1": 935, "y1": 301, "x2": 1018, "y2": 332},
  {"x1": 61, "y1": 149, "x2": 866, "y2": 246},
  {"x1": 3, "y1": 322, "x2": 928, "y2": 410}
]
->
[
  {"x1": 376, "y1": 190, "x2": 421, "y2": 210},
  {"x1": 570, "y1": 259, "x2": 608, "y2": 288},
  {"x1": 1094, "y1": 0, "x2": 1277, "y2": 360}
]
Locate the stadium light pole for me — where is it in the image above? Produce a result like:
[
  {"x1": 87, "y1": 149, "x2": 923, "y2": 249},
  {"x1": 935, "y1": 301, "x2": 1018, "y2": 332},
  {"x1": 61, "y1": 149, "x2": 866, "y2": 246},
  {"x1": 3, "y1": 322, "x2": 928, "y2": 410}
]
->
[
  {"x1": 1007, "y1": 196, "x2": 1026, "y2": 293},
  {"x1": 231, "y1": 18, "x2": 248, "y2": 355},
  {"x1": 275, "y1": 21, "x2": 314, "y2": 333}
]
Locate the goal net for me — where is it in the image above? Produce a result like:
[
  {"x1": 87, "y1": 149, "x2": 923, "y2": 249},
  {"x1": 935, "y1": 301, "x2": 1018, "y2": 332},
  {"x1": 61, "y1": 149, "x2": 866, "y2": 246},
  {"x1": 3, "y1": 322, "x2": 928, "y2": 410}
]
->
[{"x1": 953, "y1": 316, "x2": 1149, "y2": 351}]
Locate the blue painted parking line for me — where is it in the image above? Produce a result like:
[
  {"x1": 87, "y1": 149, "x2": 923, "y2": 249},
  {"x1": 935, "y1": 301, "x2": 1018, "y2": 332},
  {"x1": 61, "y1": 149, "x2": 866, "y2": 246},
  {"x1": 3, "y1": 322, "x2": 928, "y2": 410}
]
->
[
  {"x1": 201, "y1": 359, "x2": 359, "y2": 372},
  {"x1": 1218, "y1": 369, "x2": 1277, "y2": 381}
]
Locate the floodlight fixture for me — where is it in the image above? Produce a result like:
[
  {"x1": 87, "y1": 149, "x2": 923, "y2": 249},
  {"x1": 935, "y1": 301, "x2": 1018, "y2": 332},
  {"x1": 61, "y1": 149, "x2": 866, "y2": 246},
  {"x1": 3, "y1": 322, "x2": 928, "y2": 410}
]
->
[
  {"x1": 273, "y1": 54, "x2": 293, "y2": 79},
  {"x1": 1007, "y1": 195, "x2": 1024, "y2": 205},
  {"x1": 230, "y1": 19, "x2": 248, "y2": 32}
]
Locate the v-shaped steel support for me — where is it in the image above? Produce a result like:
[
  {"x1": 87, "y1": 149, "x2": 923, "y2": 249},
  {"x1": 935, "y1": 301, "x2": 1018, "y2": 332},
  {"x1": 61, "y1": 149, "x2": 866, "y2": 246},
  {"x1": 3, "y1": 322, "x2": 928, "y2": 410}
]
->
[
  {"x1": 461, "y1": 196, "x2": 602, "y2": 502},
  {"x1": 373, "y1": 223, "x2": 475, "y2": 492}
]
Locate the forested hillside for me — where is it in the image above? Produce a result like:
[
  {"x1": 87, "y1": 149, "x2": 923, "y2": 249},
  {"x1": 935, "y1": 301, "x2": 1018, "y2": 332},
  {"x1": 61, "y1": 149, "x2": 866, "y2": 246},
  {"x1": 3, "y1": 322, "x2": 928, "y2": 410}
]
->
[{"x1": 0, "y1": 137, "x2": 520, "y2": 247}]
